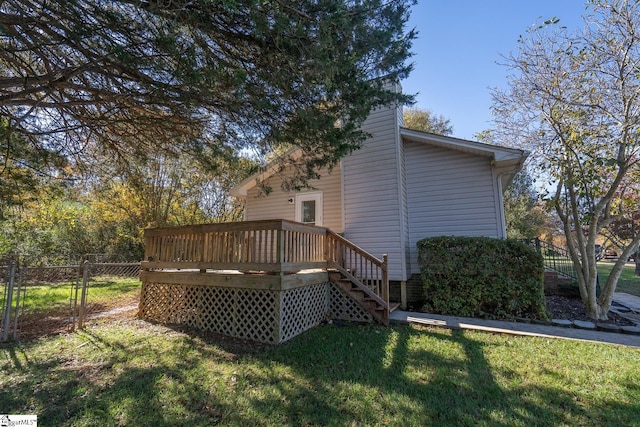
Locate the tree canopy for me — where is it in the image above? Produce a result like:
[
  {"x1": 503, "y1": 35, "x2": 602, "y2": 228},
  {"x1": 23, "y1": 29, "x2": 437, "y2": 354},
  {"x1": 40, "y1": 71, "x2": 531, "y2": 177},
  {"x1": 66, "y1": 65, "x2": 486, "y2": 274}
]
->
[
  {"x1": 2, "y1": 0, "x2": 417, "y2": 260},
  {"x1": 0, "y1": 118, "x2": 69, "y2": 219},
  {"x1": 403, "y1": 107, "x2": 453, "y2": 135},
  {"x1": 0, "y1": 0, "x2": 416, "y2": 185},
  {"x1": 0, "y1": 148, "x2": 258, "y2": 263},
  {"x1": 491, "y1": 0, "x2": 640, "y2": 320}
]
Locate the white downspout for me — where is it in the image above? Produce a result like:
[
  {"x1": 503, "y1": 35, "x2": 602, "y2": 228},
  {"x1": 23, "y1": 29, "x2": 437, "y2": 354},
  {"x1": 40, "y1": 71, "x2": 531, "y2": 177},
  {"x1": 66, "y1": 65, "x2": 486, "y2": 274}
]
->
[
  {"x1": 495, "y1": 171, "x2": 508, "y2": 238},
  {"x1": 495, "y1": 156, "x2": 527, "y2": 238}
]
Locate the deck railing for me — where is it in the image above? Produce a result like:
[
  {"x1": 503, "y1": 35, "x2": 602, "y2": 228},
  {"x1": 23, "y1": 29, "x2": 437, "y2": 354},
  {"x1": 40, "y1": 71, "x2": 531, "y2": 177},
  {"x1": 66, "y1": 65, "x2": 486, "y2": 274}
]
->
[
  {"x1": 325, "y1": 230, "x2": 389, "y2": 319},
  {"x1": 141, "y1": 220, "x2": 389, "y2": 316},
  {"x1": 142, "y1": 219, "x2": 327, "y2": 273},
  {"x1": 326, "y1": 231, "x2": 388, "y2": 298}
]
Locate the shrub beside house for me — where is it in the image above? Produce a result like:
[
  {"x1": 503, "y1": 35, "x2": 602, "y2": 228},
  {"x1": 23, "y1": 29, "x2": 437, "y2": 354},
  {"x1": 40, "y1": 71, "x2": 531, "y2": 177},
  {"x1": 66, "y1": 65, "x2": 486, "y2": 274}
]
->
[{"x1": 418, "y1": 236, "x2": 546, "y2": 320}]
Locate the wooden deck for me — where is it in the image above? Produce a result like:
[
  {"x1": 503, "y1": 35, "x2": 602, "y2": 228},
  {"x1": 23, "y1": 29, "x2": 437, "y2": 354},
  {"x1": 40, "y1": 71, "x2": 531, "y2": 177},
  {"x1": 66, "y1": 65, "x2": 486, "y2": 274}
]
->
[
  {"x1": 139, "y1": 219, "x2": 390, "y2": 343},
  {"x1": 142, "y1": 219, "x2": 327, "y2": 273}
]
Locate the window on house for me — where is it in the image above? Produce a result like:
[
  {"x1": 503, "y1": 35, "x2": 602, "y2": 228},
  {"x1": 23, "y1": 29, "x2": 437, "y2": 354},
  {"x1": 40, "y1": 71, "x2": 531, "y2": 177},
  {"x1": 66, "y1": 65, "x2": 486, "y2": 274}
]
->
[{"x1": 295, "y1": 192, "x2": 323, "y2": 226}]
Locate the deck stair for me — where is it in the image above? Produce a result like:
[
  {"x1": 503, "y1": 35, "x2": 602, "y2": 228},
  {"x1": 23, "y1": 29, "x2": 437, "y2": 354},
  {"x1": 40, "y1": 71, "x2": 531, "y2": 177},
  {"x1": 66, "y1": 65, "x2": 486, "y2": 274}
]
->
[
  {"x1": 522, "y1": 238, "x2": 578, "y2": 281},
  {"x1": 326, "y1": 230, "x2": 390, "y2": 325},
  {"x1": 329, "y1": 269, "x2": 390, "y2": 324}
]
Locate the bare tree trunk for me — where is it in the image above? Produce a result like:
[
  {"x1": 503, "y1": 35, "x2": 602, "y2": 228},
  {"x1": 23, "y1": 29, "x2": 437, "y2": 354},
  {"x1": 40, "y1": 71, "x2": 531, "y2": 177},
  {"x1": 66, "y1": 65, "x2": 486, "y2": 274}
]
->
[
  {"x1": 635, "y1": 251, "x2": 640, "y2": 277},
  {"x1": 578, "y1": 262, "x2": 610, "y2": 321},
  {"x1": 584, "y1": 301, "x2": 609, "y2": 320}
]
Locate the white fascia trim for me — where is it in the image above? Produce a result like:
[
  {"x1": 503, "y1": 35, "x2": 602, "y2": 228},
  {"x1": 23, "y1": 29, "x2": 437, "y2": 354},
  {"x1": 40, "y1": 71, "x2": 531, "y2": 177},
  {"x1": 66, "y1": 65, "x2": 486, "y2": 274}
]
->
[
  {"x1": 229, "y1": 148, "x2": 304, "y2": 198},
  {"x1": 399, "y1": 128, "x2": 527, "y2": 164}
]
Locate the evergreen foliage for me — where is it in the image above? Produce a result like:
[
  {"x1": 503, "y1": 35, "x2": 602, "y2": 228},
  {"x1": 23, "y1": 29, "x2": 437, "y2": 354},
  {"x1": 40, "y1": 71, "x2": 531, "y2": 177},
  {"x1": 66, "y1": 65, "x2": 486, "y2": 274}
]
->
[
  {"x1": 0, "y1": 118, "x2": 69, "y2": 219},
  {"x1": 0, "y1": 0, "x2": 416, "y2": 189},
  {"x1": 417, "y1": 236, "x2": 546, "y2": 320}
]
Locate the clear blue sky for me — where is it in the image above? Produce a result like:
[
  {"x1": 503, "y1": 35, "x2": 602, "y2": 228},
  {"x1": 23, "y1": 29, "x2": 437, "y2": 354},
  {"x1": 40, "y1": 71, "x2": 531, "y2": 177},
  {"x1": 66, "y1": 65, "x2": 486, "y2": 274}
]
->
[{"x1": 402, "y1": 1, "x2": 589, "y2": 140}]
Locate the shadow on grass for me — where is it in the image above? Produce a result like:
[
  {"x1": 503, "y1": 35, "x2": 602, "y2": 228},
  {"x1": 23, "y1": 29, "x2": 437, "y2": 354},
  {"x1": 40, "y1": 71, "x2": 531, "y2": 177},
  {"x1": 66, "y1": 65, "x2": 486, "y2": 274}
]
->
[
  {"x1": 233, "y1": 325, "x2": 595, "y2": 426},
  {"x1": 1, "y1": 322, "x2": 639, "y2": 426},
  {"x1": 1, "y1": 325, "x2": 233, "y2": 426},
  {"x1": 5, "y1": 279, "x2": 140, "y2": 340}
]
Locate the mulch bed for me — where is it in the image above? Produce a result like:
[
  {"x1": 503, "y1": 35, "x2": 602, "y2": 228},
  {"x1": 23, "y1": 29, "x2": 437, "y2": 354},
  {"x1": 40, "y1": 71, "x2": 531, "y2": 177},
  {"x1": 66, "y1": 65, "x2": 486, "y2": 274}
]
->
[{"x1": 545, "y1": 294, "x2": 635, "y2": 326}]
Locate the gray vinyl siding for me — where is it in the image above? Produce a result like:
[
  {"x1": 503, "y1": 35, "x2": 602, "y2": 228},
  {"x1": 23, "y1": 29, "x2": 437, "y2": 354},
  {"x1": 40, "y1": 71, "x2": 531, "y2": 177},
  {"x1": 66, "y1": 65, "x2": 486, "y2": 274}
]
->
[
  {"x1": 244, "y1": 164, "x2": 343, "y2": 233},
  {"x1": 405, "y1": 140, "x2": 500, "y2": 274},
  {"x1": 398, "y1": 106, "x2": 410, "y2": 279},
  {"x1": 342, "y1": 104, "x2": 407, "y2": 281}
]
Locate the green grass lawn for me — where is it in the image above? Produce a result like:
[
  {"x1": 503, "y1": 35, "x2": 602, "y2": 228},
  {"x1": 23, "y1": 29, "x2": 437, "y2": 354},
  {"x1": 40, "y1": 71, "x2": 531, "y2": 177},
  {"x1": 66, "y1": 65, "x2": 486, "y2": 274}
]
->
[
  {"x1": 597, "y1": 261, "x2": 640, "y2": 297},
  {"x1": 1, "y1": 277, "x2": 141, "y2": 315},
  {"x1": 1, "y1": 319, "x2": 638, "y2": 426}
]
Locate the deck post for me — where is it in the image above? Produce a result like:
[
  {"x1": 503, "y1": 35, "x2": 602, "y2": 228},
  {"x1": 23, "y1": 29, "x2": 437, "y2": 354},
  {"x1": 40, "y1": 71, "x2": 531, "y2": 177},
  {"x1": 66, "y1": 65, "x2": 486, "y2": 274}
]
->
[
  {"x1": 201, "y1": 231, "x2": 209, "y2": 273},
  {"x1": 323, "y1": 231, "x2": 329, "y2": 266},
  {"x1": 277, "y1": 227, "x2": 285, "y2": 276},
  {"x1": 382, "y1": 254, "x2": 389, "y2": 320}
]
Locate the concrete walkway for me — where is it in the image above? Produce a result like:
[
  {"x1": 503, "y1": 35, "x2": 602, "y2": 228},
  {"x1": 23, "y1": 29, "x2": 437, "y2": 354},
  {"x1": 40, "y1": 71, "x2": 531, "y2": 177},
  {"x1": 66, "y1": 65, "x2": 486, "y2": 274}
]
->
[
  {"x1": 612, "y1": 292, "x2": 640, "y2": 327},
  {"x1": 614, "y1": 292, "x2": 640, "y2": 312},
  {"x1": 390, "y1": 308, "x2": 640, "y2": 348}
]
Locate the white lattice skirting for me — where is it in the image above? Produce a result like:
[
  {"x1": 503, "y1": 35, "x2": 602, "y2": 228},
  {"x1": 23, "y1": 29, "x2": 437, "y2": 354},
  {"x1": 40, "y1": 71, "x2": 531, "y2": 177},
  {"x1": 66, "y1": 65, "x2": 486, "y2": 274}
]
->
[{"x1": 139, "y1": 278, "x2": 372, "y2": 344}]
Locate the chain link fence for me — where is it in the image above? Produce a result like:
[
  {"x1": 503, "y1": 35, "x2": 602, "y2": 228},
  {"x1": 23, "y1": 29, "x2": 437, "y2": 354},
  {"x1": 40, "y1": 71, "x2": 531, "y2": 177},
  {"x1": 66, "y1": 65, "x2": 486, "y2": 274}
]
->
[{"x1": 1, "y1": 261, "x2": 141, "y2": 341}]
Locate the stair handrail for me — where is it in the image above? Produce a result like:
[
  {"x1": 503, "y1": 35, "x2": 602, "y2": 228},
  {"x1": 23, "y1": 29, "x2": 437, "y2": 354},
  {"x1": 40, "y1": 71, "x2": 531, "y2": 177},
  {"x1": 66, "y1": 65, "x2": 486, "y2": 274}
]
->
[
  {"x1": 325, "y1": 230, "x2": 389, "y2": 315},
  {"x1": 325, "y1": 230, "x2": 386, "y2": 267},
  {"x1": 333, "y1": 264, "x2": 387, "y2": 307}
]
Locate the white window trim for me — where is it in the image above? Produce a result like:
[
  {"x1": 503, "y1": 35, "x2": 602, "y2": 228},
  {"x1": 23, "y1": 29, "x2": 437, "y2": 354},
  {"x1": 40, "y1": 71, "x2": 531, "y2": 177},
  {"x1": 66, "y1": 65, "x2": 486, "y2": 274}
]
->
[{"x1": 295, "y1": 192, "x2": 323, "y2": 226}]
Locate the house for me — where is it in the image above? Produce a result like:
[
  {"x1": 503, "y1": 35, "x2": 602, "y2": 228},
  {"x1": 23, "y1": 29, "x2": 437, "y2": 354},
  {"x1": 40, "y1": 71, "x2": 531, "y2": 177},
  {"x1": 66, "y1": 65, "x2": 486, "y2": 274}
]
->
[
  {"x1": 139, "y1": 83, "x2": 528, "y2": 343},
  {"x1": 230, "y1": 83, "x2": 528, "y2": 307}
]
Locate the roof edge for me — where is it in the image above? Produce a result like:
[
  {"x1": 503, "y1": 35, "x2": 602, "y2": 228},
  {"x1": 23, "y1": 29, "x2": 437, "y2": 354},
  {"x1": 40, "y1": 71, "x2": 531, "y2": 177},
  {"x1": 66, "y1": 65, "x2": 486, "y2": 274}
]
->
[
  {"x1": 229, "y1": 148, "x2": 303, "y2": 198},
  {"x1": 399, "y1": 127, "x2": 528, "y2": 162}
]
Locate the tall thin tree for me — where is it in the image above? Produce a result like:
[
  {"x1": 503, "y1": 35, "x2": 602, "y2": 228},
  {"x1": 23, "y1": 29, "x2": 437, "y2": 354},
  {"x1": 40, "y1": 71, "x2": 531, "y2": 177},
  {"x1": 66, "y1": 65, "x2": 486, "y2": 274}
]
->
[{"x1": 492, "y1": 0, "x2": 640, "y2": 320}]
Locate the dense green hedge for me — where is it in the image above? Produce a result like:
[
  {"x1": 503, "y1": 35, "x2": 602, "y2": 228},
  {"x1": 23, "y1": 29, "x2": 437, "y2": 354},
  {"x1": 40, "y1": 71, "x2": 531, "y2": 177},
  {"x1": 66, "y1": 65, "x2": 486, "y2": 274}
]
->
[{"x1": 417, "y1": 236, "x2": 546, "y2": 320}]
